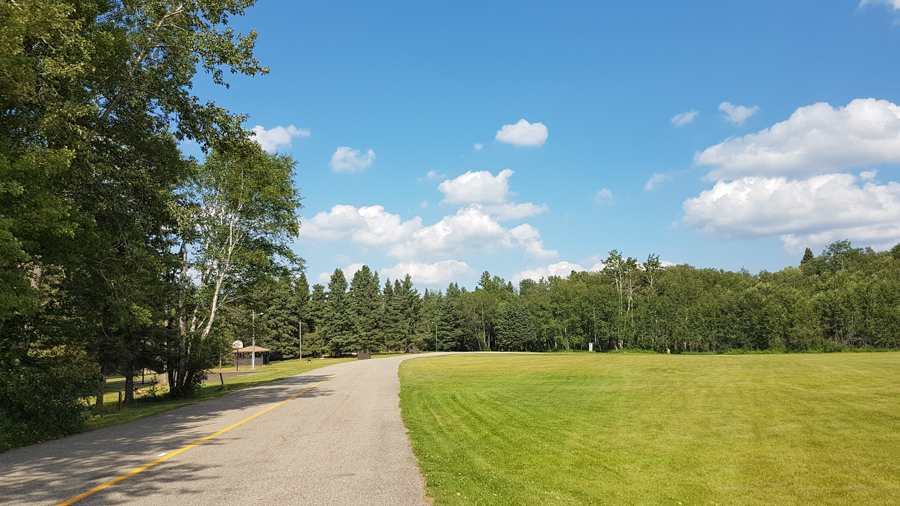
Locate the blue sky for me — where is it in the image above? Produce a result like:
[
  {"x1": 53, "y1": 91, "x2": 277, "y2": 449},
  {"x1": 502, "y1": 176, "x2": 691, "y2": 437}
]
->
[{"x1": 190, "y1": 0, "x2": 900, "y2": 290}]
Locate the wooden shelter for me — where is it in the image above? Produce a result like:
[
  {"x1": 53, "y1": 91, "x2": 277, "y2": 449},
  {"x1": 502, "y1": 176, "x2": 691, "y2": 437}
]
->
[{"x1": 232, "y1": 345, "x2": 271, "y2": 367}]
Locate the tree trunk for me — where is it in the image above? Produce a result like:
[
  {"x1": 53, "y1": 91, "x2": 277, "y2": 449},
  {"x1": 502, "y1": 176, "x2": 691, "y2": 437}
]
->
[
  {"x1": 96, "y1": 375, "x2": 106, "y2": 408},
  {"x1": 124, "y1": 373, "x2": 134, "y2": 404}
]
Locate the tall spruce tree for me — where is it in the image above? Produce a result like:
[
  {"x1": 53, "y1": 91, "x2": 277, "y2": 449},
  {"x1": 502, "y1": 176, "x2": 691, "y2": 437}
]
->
[
  {"x1": 494, "y1": 302, "x2": 538, "y2": 351},
  {"x1": 396, "y1": 274, "x2": 422, "y2": 351},
  {"x1": 323, "y1": 269, "x2": 356, "y2": 355},
  {"x1": 436, "y1": 283, "x2": 464, "y2": 351},
  {"x1": 349, "y1": 266, "x2": 381, "y2": 352}
]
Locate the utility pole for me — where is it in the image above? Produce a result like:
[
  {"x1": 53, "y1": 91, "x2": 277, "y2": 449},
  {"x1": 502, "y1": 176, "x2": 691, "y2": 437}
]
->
[{"x1": 299, "y1": 318, "x2": 302, "y2": 360}]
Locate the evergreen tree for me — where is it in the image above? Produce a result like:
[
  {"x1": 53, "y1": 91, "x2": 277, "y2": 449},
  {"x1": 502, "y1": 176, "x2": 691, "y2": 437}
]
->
[
  {"x1": 267, "y1": 274, "x2": 304, "y2": 360},
  {"x1": 305, "y1": 284, "x2": 328, "y2": 357},
  {"x1": 801, "y1": 247, "x2": 818, "y2": 276},
  {"x1": 323, "y1": 269, "x2": 356, "y2": 355},
  {"x1": 295, "y1": 273, "x2": 311, "y2": 357},
  {"x1": 349, "y1": 266, "x2": 382, "y2": 352},
  {"x1": 494, "y1": 303, "x2": 538, "y2": 351},
  {"x1": 381, "y1": 278, "x2": 402, "y2": 350},
  {"x1": 436, "y1": 283, "x2": 464, "y2": 350},
  {"x1": 308, "y1": 284, "x2": 326, "y2": 333},
  {"x1": 421, "y1": 289, "x2": 440, "y2": 351},
  {"x1": 396, "y1": 274, "x2": 422, "y2": 351}
]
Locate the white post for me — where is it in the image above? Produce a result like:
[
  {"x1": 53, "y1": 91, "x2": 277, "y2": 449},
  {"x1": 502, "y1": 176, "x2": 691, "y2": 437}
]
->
[{"x1": 252, "y1": 312, "x2": 256, "y2": 370}]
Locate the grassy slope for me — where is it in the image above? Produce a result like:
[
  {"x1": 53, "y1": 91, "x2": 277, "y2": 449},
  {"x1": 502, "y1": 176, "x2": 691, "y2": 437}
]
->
[{"x1": 399, "y1": 353, "x2": 900, "y2": 505}]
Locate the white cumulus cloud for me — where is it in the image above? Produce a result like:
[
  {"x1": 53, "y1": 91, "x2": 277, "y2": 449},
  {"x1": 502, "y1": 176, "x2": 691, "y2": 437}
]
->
[
  {"x1": 331, "y1": 146, "x2": 376, "y2": 173},
  {"x1": 696, "y1": 98, "x2": 900, "y2": 180},
  {"x1": 671, "y1": 110, "x2": 699, "y2": 126},
  {"x1": 682, "y1": 174, "x2": 900, "y2": 253},
  {"x1": 251, "y1": 125, "x2": 310, "y2": 152},
  {"x1": 302, "y1": 205, "x2": 422, "y2": 246},
  {"x1": 512, "y1": 261, "x2": 595, "y2": 284},
  {"x1": 387, "y1": 207, "x2": 502, "y2": 260},
  {"x1": 303, "y1": 205, "x2": 556, "y2": 262},
  {"x1": 719, "y1": 102, "x2": 759, "y2": 125},
  {"x1": 380, "y1": 260, "x2": 473, "y2": 286},
  {"x1": 505, "y1": 223, "x2": 558, "y2": 260},
  {"x1": 495, "y1": 119, "x2": 549, "y2": 147},
  {"x1": 439, "y1": 169, "x2": 514, "y2": 205}
]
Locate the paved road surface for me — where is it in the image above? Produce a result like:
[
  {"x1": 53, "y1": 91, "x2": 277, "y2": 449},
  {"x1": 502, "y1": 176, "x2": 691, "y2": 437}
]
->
[{"x1": 0, "y1": 354, "x2": 444, "y2": 505}]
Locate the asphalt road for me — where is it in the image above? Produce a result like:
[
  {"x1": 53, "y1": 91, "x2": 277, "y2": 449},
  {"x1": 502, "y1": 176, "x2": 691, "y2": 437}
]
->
[{"x1": 0, "y1": 354, "x2": 443, "y2": 505}]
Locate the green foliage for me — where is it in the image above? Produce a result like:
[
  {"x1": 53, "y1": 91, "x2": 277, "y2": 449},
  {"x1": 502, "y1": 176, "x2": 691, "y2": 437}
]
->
[
  {"x1": 322, "y1": 269, "x2": 357, "y2": 355},
  {"x1": 0, "y1": 0, "x2": 297, "y2": 430},
  {"x1": 350, "y1": 266, "x2": 382, "y2": 352},
  {"x1": 493, "y1": 303, "x2": 538, "y2": 351},
  {"x1": 409, "y1": 241, "x2": 900, "y2": 354},
  {"x1": 169, "y1": 144, "x2": 301, "y2": 396},
  {"x1": 0, "y1": 349, "x2": 99, "y2": 451}
]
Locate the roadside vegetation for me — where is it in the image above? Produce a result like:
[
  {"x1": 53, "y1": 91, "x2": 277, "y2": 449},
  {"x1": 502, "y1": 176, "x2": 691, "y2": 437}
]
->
[
  {"x1": 84, "y1": 356, "x2": 356, "y2": 431},
  {"x1": 400, "y1": 353, "x2": 900, "y2": 505}
]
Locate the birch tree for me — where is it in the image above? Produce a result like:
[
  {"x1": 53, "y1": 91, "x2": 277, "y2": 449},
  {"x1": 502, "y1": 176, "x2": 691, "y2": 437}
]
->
[{"x1": 168, "y1": 144, "x2": 301, "y2": 396}]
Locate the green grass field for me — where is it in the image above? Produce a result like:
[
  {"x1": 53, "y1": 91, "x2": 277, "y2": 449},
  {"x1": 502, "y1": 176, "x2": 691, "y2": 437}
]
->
[{"x1": 399, "y1": 353, "x2": 900, "y2": 505}]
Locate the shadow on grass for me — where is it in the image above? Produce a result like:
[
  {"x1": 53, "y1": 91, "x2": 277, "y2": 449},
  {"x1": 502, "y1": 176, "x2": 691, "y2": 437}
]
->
[{"x1": 85, "y1": 358, "x2": 356, "y2": 430}]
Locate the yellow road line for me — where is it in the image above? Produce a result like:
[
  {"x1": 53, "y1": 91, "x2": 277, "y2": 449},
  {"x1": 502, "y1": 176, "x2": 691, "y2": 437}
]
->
[{"x1": 57, "y1": 366, "x2": 358, "y2": 506}]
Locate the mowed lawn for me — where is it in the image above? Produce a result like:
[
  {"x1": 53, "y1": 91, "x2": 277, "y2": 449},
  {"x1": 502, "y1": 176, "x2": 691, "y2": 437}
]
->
[{"x1": 399, "y1": 353, "x2": 900, "y2": 505}]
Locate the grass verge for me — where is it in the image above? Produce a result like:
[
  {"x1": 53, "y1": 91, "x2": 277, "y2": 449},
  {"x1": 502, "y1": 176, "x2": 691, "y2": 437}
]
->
[
  {"x1": 399, "y1": 353, "x2": 900, "y2": 505},
  {"x1": 85, "y1": 356, "x2": 356, "y2": 431}
]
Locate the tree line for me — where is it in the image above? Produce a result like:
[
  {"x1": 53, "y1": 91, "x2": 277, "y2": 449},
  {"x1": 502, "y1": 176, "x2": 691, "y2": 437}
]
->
[{"x1": 246, "y1": 241, "x2": 900, "y2": 359}]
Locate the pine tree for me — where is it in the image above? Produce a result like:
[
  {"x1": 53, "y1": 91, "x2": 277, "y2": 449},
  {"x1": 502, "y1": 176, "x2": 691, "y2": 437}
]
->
[
  {"x1": 350, "y1": 266, "x2": 382, "y2": 352},
  {"x1": 801, "y1": 247, "x2": 818, "y2": 277},
  {"x1": 305, "y1": 283, "x2": 328, "y2": 356},
  {"x1": 397, "y1": 275, "x2": 422, "y2": 351},
  {"x1": 495, "y1": 303, "x2": 538, "y2": 351},
  {"x1": 323, "y1": 269, "x2": 357, "y2": 355},
  {"x1": 381, "y1": 278, "x2": 402, "y2": 350},
  {"x1": 437, "y1": 283, "x2": 464, "y2": 350}
]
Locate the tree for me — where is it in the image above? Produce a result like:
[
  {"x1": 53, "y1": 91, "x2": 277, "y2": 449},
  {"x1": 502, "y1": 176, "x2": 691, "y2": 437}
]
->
[
  {"x1": 603, "y1": 250, "x2": 640, "y2": 347},
  {"x1": 381, "y1": 278, "x2": 401, "y2": 350},
  {"x1": 435, "y1": 283, "x2": 464, "y2": 351},
  {"x1": 1, "y1": 0, "x2": 280, "y2": 441},
  {"x1": 395, "y1": 274, "x2": 422, "y2": 351},
  {"x1": 349, "y1": 266, "x2": 381, "y2": 352},
  {"x1": 801, "y1": 247, "x2": 818, "y2": 276},
  {"x1": 494, "y1": 303, "x2": 538, "y2": 351},
  {"x1": 169, "y1": 144, "x2": 301, "y2": 396},
  {"x1": 644, "y1": 253, "x2": 662, "y2": 289},
  {"x1": 266, "y1": 272, "x2": 307, "y2": 360},
  {"x1": 322, "y1": 269, "x2": 356, "y2": 355},
  {"x1": 304, "y1": 283, "x2": 327, "y2": 356}
]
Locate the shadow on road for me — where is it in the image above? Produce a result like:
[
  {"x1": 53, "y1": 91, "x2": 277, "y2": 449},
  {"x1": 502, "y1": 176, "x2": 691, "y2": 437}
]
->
[{"x1": 0, "y1": 369, "x2": 346, "y2": 506}]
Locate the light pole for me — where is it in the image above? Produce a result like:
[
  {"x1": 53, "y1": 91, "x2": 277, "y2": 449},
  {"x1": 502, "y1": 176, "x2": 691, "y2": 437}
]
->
[{"x1": 252, "y1": 312, "x2": 264, "y2": 369}]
